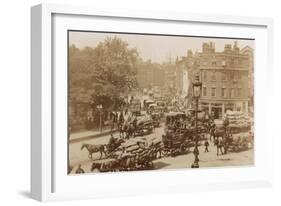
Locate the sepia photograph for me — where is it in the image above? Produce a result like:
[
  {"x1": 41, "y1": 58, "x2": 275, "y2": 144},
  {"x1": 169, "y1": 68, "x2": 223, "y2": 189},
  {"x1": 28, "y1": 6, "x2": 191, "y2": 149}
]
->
[{"x1": 67, "y1": 31, "x2": 254, "y2": 175}]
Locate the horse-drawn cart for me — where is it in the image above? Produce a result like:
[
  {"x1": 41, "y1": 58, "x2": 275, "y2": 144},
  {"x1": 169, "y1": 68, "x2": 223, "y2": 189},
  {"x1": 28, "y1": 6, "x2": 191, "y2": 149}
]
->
[
  {"x1": 162, "y1": 112, "x2": 194, "y2": 157},
  {"x1": 162, "y1": 131, "x2": 192, "y2": 157},
  {"x1": 134, "y1": 116, "x2": 153, "y2": 136},
  {"x1": 88, "y1": 136, "x2": 161, "y2": 172},
  {"x1": 227, "y1": 134, "x2": 252, "y2": 152}
]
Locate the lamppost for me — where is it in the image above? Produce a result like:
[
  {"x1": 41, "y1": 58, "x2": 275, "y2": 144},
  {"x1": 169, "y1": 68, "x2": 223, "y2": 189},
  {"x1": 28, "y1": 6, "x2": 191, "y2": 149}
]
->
[
  {"x1": 192, "y1": 73, "x2": 202, "y2": 167},
  {"x1": 97, "y1": 104, "x2": 103, "y2": 133}
]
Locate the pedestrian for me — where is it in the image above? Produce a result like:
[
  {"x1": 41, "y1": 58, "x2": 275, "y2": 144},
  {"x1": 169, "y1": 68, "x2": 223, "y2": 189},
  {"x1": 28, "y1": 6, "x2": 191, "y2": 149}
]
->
[
  {"x1": 75, "y1": 164, "x2": 85, "y2": 174},
  {"x1": 204, "y1": 140, "x2": 210, "y2": 152},
  {"x1": 216, "y1": 137, "x2": 224, "y2": 156},
  {"x1": 191, "y1": 161, "x2": 199, "y2": 168},
  {"x1": 193, "y1": 145, "x2": 200, "y2": 162}
]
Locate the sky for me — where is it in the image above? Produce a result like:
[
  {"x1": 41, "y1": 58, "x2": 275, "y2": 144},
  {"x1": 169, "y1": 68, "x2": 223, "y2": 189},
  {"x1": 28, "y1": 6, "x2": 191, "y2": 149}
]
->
[{"x1": 69, "y1": 31, "x2": 254, "y2": 63}]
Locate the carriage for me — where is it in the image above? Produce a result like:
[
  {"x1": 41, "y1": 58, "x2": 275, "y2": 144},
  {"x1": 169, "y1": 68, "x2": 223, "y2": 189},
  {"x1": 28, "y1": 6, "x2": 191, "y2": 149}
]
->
[
  {"x1": 162, "y1": 112, "x2": 194, "y2": 157},
  {"x1": 134, "y1": 114, "x2": 154, "y2": 136},
  {"x1": 227, "y1": 134, "x2": 252, "y2": 152},
  {"x1": 151, "y1": 112, "x2": 161, "y2": 127}
]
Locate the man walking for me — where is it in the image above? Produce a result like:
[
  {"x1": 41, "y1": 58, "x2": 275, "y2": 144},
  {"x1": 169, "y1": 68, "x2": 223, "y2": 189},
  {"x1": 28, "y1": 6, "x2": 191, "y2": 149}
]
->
[
  {"x1": 193, "y1": 144, "x2": 200, "y2": 162},
  {"x1": 217, "y1": 137, "x2": 224, "y2": 156},
  {"x1": 204, "y1": 140, "x2": 210, "y2": 152}
]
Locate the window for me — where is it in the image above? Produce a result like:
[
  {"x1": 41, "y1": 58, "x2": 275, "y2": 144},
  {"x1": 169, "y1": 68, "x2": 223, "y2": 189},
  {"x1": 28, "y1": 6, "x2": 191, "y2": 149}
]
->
[
  {"x1": 212, "y1": 61, "x2": 216, "y2": 66},
  {"x1": 238, "y1": 71, "x2": 242, "y2": 80},
  {"x1": 202, "y1": 59, "x2": 207, "y2": 66},
  {"x1": 221, "y1": 72, "x2": 227, "y2": 81},
  {"x1": 221, "y1": 88, "x2": 226, "y2": 98},
  {"x1": 237, "y1": 88, "x2": 242, "y2": 97},
  {"x1": 203, "y1": 87, "x2": 207, "y2": 96},
  {"x1": 203, "y1": 71, "x2": 207, "y2": 81},
  {"x1": 211, "y1": 88, "x2": 216, "y2": 97},
  {"x1": 243, "y1": 102, "x2": 246, "y2": 112},
  {"x1": 211, "y1": 72, "x2": 216, "y2": 81},
  {"x1": 229, "y1": 71, "x2": 234, "y2": 81},
  {"x1": 230, "y1": 88, "x2": 235, "y2": 98},
  {"x1": 234, "y1": 71, "x2": 238, "y2": 81}
]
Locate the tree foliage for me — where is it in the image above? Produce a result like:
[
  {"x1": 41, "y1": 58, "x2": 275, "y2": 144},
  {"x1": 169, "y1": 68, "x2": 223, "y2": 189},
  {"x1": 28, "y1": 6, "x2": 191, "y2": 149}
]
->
[{"x1": 69, "y1": 37, "x2": 139, "y2": 110}]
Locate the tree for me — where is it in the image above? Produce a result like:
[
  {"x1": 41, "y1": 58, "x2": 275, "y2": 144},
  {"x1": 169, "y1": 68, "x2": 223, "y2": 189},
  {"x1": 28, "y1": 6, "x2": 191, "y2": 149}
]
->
[{"x1": 69, "y1": 37, "x2": 140, "y2": 111}]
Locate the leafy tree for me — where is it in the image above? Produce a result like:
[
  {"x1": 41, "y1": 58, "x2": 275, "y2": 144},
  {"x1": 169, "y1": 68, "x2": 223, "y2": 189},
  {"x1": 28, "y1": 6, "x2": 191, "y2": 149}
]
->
[{"x1": 69, "y1": 37, "x2": 139, "y2": 111}]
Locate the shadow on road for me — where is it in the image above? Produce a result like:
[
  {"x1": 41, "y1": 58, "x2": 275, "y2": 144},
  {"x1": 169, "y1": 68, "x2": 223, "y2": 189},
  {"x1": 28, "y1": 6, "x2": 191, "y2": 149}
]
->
[{"x1": 153, "y1": 161, "x2": 171, "y2": 169}]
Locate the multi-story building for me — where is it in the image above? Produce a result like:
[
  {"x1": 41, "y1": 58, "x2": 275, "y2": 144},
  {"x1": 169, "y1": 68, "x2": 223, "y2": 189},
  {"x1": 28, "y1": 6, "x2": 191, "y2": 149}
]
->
[
  {"x1": 197, "y1": 42, "x2": 251, "y2": 119},
  {"x1": 241, "y1": 46, "x2": 254, "y2": 113}
]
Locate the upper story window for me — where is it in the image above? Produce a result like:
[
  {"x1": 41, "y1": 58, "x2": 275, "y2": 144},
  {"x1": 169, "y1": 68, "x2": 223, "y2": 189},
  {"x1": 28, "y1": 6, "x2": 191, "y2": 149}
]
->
[
  {"x1": 211, "y1": 87, "x2": 216, "y2": 97},
  {"x1": 203, "y1": 87, "x2": 207, "y2": 97},
  {"x1": 202, "y1": 59, "x2": 208, "y2": 66},
  {"x1": 238, "y1": 71, "x2": 243, "y2": 80},
  {"x1": 221, "y1": 72, "x2": 227, "y2": 81},
  {"x1": 230, "y1": 88, "x2": 235, "y2": 98},
  {"x1": 221, "y1": 88, "x2": 226, "y2": 98},
  {"x1": 237, "y1": 88, "x2": 242, "y2": 97},
  {"x1": 234, "y1": 71, "x2": 238, "y2": 81},
  {"x1": 203, "y1": 71, "x2": 207, "y2": 81},
  {"x1": 211, "y1": 72, "x2": 216, "y2": 81},
  {"x1": 229, "y1": 71, "x2": 234, "y2": 81}
]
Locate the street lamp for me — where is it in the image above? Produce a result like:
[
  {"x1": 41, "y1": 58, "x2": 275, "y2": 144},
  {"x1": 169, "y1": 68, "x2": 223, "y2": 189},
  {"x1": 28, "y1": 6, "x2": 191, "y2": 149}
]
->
[
  {"x1": 192, "y1": 73, "x2": 202, "y2": 167},
  {"x1": 97, "y1": 104, "x2": 103, "y2": 133}
]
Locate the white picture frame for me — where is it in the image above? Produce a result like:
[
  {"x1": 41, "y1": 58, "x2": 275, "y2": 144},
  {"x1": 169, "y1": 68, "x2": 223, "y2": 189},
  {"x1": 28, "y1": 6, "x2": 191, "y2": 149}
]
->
[{"x1": 31, "y1": 3, "x2": 274, "y2": 202}]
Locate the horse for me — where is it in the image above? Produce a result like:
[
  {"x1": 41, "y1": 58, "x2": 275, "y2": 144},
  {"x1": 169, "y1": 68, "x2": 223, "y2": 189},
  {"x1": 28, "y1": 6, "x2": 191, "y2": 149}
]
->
[
  {"x1": 118, "y1": 122, "x2": 126, "y2": 139},
  {"x1": 119, "y1": 122, "x2": 136, "y2": 139},
  {"x1": 91, "y1": 159, "x2": 119, "y2": 172},
  {"x1": 125, "y1": 123, "x2": 136, "y2": 138},
  {"x1": 81, "y1": 143, "x2": 105, "y2": 160}
]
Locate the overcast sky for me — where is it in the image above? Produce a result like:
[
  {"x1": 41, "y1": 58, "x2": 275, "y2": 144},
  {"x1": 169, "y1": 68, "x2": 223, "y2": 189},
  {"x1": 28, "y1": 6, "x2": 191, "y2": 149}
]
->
[{"x1": 69, "y1": 31, "x2": 254, "y2": 63}]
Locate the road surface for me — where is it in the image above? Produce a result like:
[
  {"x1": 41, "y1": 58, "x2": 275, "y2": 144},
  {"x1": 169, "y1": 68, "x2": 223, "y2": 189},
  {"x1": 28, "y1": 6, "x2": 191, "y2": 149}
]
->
[{"x1": 68, "y1": 123, "x2": 254, "y2": 174}]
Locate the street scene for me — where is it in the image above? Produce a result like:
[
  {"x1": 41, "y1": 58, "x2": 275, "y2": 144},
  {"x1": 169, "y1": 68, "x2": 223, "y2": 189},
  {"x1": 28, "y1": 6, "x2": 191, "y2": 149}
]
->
[{"x1": 68, "y1": 31, "x2": 254, "y2": 174}]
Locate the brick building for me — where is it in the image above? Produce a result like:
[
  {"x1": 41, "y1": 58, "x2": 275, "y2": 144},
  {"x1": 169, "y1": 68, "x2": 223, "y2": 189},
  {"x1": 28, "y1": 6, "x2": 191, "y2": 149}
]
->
[{"x1": 197, "y1": 42, "x2": 251, "y2": 119}]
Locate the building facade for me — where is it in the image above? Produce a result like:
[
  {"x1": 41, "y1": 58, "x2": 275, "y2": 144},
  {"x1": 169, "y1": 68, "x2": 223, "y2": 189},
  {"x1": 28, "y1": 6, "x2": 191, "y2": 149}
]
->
[
  {"x1": 197, "y1": 42, "x2": 250, "y2": 119},
  {"x1": 241, "y1": 46, "x2": 254, "y2": 114}
]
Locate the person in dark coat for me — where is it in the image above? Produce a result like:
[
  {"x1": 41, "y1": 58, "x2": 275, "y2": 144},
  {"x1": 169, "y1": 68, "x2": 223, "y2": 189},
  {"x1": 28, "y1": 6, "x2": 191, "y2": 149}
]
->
[
  {"x1": 193, "y1": 145, "x2": 200, "y2": 162},
  {"x1": 191, "y1": 161, "x2": 199, "y2": 168},
  {"x1": 216, "y1": 137, "x2": 224, "y2": 156},
  {"x1": 204, "y1": 140, "x2": 210, "y2": 152}
]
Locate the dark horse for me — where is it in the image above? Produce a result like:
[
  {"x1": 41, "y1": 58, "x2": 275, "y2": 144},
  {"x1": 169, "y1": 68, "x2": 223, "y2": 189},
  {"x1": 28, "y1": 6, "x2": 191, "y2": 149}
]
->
[
  {"x1": 81, "y1": 143, "x2": 105, "y2": 160},
  {"x1": 119, "y1": 122, "x2": 136, "y2": 139}
]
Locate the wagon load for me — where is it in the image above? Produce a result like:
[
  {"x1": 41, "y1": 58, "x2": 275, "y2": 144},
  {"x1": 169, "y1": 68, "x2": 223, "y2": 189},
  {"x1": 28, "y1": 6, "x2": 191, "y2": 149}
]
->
[
  {"x1": 107, "y1": 137, "x2": 161, "y2": 168},
  {"x1": 224, "y1": 111, "x2": 250, "y2": 132},
  {"x1": 227, "y1": 132, "x2": 253, "y2": 152}
]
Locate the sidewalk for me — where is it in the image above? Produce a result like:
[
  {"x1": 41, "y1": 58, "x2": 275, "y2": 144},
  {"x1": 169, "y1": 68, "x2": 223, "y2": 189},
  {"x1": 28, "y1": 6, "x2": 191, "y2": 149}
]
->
[{"x1": 69, "y1": 128, "x2": 117, "y2": 143}]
